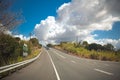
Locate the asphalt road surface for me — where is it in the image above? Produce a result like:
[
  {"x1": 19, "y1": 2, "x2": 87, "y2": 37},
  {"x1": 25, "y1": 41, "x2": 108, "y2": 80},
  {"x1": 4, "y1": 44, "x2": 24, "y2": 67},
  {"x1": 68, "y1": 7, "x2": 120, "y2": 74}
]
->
[{"x1": 2, "y1": 48, "x2": 120, "y2": 80}]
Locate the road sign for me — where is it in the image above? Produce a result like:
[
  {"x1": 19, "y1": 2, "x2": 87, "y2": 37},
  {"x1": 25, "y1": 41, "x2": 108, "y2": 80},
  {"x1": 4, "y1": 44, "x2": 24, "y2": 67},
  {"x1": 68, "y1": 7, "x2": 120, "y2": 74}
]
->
[{"x1": 23, "y1": 43, "x2": 28, "y2": 57}]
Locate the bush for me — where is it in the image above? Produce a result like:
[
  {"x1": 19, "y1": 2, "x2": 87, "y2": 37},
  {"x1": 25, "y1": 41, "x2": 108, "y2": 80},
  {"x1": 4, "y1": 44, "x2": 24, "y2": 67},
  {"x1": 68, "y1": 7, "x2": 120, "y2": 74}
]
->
[
  {"x1": 0, "y1": 33, "x2": 22, "y2": 66},
  {"x1": 56, "y1": 42, "x2": 120, "y2": 61},
  {"x1": 0, "y1": 33, "x2": 41, "y2": 66}
]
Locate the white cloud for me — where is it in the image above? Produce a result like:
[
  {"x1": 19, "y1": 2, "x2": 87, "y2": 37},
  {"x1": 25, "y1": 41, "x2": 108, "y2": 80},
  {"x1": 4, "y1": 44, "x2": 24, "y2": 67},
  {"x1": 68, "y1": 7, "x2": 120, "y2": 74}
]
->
[
  {"x1": 34, "y1": 16, "x2": 65, "y2": 41},
  {"x1": 13, "y1": 34, "x2": 30, "y2": 41},
  {"x1": 13, "y1": 34, "x2": 36, "y2": 41},
  {"x1": 96, "y1": 10, "x2": 107, "y2": 18},
  {"x1": 34, "y1": 0, "x2": 120, "y2": 49},
  {"x1": 4, "y1": 30, "x2": 12, "y2": 35},
  {"x1": 2, "y1": 30, "x2": 32, "y2": 41}
]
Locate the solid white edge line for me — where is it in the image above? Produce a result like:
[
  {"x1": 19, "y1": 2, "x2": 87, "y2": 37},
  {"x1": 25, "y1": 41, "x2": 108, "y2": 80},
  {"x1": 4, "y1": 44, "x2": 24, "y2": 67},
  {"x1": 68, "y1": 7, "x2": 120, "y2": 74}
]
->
[
  {"x1": 0, "y1": 49, "x2": 43, "y2": 74},
  {"x1": 94, "y1": 68, "x2": 114, "y2": 76},
  {"x1": 46, "y1": 50, "x2": 61, "y2": 80}
]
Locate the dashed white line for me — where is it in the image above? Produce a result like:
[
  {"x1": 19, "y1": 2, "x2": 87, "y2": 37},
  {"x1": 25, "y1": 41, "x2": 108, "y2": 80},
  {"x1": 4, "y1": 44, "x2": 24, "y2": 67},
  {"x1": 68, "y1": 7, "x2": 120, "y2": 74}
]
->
[
  {"x1": 55, "y1": 52, "x2": 66, "y2": 59},
  {"x1": 71, "y1": 60, "x2": 76, "y2": 63},
  {"x1": 46, "y1": 50, "x2": 61, "y2": 80},
  {"x1": 94, "y1": 68, "x2": 114, "y2": 76}
]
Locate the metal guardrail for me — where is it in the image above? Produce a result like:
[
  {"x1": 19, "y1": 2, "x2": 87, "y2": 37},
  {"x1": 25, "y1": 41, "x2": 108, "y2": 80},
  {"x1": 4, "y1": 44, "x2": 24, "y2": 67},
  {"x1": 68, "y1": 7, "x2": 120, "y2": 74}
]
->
[{"x1": 0, "y1": 51, "x2": 42, "y2": 74}]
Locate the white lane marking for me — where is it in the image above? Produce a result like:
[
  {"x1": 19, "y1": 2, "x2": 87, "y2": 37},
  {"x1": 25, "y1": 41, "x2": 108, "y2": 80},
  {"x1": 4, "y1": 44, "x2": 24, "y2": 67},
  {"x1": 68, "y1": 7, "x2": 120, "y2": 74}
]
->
[
  {"x1": 55, "y1": 52, "x2": 66, "y2": 59},
  {"x1": 46, "y1": 50, "x2": 61, "y2": 80},
  {"x1": 94, "y1": 68, "x2": 114, "y2": 76},
  {"x1": 71, "y1": 60, "x2": 76, "y2": 63}
]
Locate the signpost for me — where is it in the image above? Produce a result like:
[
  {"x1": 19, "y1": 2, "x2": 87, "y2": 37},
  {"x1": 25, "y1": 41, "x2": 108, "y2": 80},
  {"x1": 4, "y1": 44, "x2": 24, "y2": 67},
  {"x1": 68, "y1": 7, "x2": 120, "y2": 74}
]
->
[{"x1": 23, "y1": 43, "x2": 28, "y2": 57}]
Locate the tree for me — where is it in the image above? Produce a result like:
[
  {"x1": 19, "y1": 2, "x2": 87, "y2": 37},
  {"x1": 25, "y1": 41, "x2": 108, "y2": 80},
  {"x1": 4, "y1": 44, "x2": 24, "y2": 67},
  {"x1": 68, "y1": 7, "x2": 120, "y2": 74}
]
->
[
  {"x1": 0, "y1": 0, "x2": 24, "y2": 32},
  {"x1": 0, "y1": 33, "x2": 22, "y2": 65},
  {"x1": 47, "y1": 44, "x2": 53, "y2": 47},
  {"x1": 87, "y1": 43, "x2": 104, "y2": 51},
  {"x1": 104, "y1": 43, "x2": 114, "y2": 51},
  {"x1": 29, "y1": 38, "x2": 39, "y2": 47},
  {"x1": 15, "y1": 37, "x2": 21, "y2": 42},
  {"x1": 82, "y1": 41, "x2": 88, "y2": 47},
  {"x1": 0, "y1": 34, "x2": 27, "y2": 66}
]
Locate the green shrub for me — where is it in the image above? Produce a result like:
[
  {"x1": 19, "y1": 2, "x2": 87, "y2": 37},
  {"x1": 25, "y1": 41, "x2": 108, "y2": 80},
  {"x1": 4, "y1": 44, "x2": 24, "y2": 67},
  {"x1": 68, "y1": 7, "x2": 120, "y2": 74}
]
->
[{"x1": 57, "y1": 42, "x2": 120, "y2": 61}]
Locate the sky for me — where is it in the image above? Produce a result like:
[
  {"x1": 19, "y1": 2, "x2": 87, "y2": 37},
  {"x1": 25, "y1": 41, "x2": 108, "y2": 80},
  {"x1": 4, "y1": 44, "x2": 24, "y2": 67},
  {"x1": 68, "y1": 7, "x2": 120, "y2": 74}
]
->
[
  {"x1": 12, "y1": 0, "x2": 71, "y2": 36},
  {"x1": 11, "y1": 0, "x2": 120, "y2": 49}
]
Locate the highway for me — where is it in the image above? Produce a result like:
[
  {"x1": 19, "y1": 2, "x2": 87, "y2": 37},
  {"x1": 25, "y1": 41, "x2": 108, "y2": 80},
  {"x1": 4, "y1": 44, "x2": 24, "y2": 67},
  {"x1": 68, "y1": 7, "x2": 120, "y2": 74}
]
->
[{"x1": 2, "y1": 48, "x2": 120, "y2": 80}]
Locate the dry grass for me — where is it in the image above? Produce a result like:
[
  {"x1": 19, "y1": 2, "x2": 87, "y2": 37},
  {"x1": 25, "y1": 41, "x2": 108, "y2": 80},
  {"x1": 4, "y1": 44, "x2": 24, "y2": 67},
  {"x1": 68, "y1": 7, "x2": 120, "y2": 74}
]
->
[{"x1": 55, "y1": 43, "x2": 120, "y2": 62}]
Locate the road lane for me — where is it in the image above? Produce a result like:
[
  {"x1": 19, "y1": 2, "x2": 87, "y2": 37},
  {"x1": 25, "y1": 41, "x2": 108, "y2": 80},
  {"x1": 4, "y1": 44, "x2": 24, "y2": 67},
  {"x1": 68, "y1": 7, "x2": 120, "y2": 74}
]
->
[
  {"x1": 49, "y1": 48, "x2": 120, "y2": 80},
  {"x1": 52, "y1": 48, "x2": 120, "y2": 71},
  {"x1": 2, "y1": 49, "x2": 57, "y2": 80},
  {"x1": 1, "y1": 48, "x2": 120, "y2": 80}
]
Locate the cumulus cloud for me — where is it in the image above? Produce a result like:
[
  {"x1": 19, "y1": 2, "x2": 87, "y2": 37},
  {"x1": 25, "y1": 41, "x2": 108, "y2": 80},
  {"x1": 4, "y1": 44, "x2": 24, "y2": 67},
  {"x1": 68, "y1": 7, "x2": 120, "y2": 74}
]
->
[
  {"x1": 34, "y1": 0, "x2": 120, "y2": 49},
  {"x1": 35, "y1": 16, "x2": 65, "y2": 41}
]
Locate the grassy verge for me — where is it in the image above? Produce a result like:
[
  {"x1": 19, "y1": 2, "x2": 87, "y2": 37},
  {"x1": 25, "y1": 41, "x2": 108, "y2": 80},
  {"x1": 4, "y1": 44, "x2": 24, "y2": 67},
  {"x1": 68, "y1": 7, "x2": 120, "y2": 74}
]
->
[
  {"x1": 55, "y1": 43, "x2": 120, "y2": 62},
  {"x1": 0, "y1": 48, "x2": 41, "y2": 79},
  {"x1": 17, "y1": 48, "x2": 41, "y2": 62},
  {"x1": 0, "y1": 48, "x2": 41, "y2": 67}
]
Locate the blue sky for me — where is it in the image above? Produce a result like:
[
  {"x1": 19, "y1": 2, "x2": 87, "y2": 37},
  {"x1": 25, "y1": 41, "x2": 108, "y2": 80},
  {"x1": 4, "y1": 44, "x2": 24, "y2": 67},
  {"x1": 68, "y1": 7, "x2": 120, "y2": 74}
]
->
[
  {"x1": 93, "y1": 21, "x2": 120, "y2": 40},
  {"x1": 11, "y1": 0, "x2": 120, "y2": 49},
  {"x1": 12, "y1": 0, "x2": 120, "y2": 40},
  {"x1": 12, "y1": 0, "x2": 71, "y2": 36}
]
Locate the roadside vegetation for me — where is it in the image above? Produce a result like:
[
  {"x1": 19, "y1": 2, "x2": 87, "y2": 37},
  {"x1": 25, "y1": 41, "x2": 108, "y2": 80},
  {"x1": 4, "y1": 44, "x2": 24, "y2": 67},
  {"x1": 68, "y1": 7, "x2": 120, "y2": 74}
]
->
[
  {"x1": 0, "y1": 0, "x2": 42, "y2": 67},
  {"x1": 54, "y1": 42, "x2": 120, "y2": 61},
  {"x1": 0, "y1": 33, "x2": 42, "y2": 67}
]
